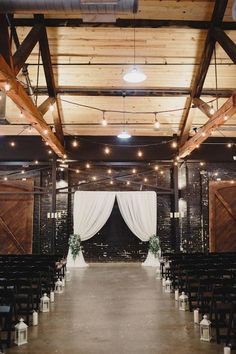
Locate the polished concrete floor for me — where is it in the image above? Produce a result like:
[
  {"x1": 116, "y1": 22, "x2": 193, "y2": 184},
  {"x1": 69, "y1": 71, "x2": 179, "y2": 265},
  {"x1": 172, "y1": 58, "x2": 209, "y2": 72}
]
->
[{"x1": 5, "y1": 263, "x2": 225, "y2": 354}]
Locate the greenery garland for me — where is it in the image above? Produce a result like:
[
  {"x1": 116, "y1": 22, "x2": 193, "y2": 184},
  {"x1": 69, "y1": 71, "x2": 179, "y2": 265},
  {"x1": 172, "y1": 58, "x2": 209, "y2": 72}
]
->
[
  {"x1": 69, "y1": 234, "x2": 81, "y2": 260},
  {"x1": 148, "y1": 235, "x2": 160, "y2": 256}
]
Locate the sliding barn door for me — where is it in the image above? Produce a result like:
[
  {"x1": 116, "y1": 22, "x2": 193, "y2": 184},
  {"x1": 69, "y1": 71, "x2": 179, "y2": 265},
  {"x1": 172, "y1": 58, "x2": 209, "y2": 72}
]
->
[
  {"x1": 209, "y1": 181, "x2": 236, "y2": 252},
  {"x1": 0, "y1": 180, "x2": 34, "y2": 254}
]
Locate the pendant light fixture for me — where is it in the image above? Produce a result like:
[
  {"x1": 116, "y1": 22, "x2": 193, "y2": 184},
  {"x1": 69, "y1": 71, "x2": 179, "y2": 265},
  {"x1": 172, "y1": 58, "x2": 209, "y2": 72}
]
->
[
  {"x1": 153, "y1": 113, "x2": 160, "y2": 130},
  {"x1": 117, "y1": 93, "x2": 131, "y2": 139},
  {"x1": 123, "y1": 17, "x2": 146, "y2": 83}
]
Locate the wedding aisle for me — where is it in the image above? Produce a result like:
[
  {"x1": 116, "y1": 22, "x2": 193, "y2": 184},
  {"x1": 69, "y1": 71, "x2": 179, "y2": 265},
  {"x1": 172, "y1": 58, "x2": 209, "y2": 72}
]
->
[{"x1": 6, "y1": 264, "x2": 223, "y2": 354}]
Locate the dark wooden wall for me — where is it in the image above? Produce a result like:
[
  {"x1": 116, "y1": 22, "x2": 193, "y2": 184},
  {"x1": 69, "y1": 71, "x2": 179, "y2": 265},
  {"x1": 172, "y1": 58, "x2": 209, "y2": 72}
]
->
[
  {"x1": 209, "y1": 181, "x2": 236, "y2": 252},
  {"x1": 0, "y1": 180, "x2": 34, "y2": 254}
]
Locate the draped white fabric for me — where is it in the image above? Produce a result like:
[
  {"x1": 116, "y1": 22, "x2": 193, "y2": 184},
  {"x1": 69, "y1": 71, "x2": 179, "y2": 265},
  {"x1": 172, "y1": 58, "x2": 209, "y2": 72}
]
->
[
  {"x1": 73, "y1": 191, "x2": 116, "y2": 241},
  {"x1": 116, "y1": 191, "x2": 156, "y2": 242}
]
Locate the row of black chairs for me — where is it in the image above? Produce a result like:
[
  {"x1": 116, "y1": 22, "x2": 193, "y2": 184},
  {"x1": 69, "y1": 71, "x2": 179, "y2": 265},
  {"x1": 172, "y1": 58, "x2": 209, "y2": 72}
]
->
[
  {"x1": 162, "y1": 252, "x2": 236, "y2": 349},
  {"x1": 0, "y1": 254, "x2": 66, "y2": 350}
]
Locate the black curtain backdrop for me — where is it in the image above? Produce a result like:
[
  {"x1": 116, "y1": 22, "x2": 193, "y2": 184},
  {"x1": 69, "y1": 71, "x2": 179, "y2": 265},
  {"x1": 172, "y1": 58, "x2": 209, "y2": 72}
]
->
[{"x1": 82, "y1": 200, "x2": 148, "y2": 262}]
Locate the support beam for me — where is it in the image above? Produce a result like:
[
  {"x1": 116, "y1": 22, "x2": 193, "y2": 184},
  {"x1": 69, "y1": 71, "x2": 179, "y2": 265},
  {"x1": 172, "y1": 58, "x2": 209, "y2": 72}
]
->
[
  {"x1": 38, "y1": 97, "x2": 56, "y2": 116},
  {"x1": 0, "y1": 55, "x2": 65, "y2": 158},
  {"x1": 179, "y1": 0, "x2": 228, "y2": 145},
  {"x1": 35, "y1": 15, "x2": 64, "y2": 145},
  {"x1": 193, "y1": 98, "x2": 214, "y2": 119},
  {"x1": 35, "y1": 86, "x2": 233, "y2": 98},
  {"x1": 179, "y1": 92, "x2": 236, "y2": 158},
  {"x1": 13, "y1": 24, "x2": 43, "y2": 75},
  {"x1": 0, "y1": 14, "x2": 13, "y2": 69},
  {"x1": 11, "y1": 18, "x2": 236, "y2": 30},
  {"x1": 212, "y1": 27, "x2": 236, "y2": 64}
]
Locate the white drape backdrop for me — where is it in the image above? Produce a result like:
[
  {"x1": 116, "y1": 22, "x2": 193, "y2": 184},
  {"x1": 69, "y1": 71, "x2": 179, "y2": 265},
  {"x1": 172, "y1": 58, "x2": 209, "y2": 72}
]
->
[
  {"x1": 116, "y1": 192, "x2": 156, "y2": 241},
  {"x1": 67, "y1": 191, "x2": 158, "y2": 267}
]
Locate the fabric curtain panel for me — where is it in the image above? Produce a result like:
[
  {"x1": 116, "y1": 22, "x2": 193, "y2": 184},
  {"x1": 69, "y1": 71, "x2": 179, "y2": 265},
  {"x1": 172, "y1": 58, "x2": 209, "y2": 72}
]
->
[
  {"x1": 116, "y1": 191, "x2": 157, "y2": 242},
  {"x1": 73, "y1": 191, "x2": 116, "y2": 241}
]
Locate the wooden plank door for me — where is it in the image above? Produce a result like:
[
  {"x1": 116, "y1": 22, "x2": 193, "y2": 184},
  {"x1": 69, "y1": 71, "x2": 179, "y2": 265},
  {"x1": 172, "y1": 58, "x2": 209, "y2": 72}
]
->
[
  {"x1": 0, "y1": 180, "x2": 34, "y2": 254},
  {"x1": 209, "y1": 181, "x2": 236, "y2": 252}
]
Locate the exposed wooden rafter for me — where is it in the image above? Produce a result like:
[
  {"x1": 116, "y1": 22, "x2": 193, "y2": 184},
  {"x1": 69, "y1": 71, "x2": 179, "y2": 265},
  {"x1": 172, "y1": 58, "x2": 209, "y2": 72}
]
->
[
  {"x1": 179, "y1": 0, "x2": 229, "y2": 146},
  {"x1": 0, "y1": 14, "x2": 65, "y2": 158},
  {"x1": 13, "y1": 24, "x2": 43, "y2": 75},
  {"x1": 192, "y1": 98, "x2": 214, "y2": 119},
  {"x1": 179, "y1": 92, "x2": 236, "y2": 158},
  {"x1": 34, "y1": 15, "x2": 64, "y2": 145},
  {"x1": 212, "y1": 27, "x2": 236, "y2": 64}
]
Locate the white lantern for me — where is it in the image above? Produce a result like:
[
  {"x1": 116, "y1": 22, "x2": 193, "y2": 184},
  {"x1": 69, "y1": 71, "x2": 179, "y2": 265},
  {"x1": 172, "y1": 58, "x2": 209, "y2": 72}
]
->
[
  {"x1": 55, "y1": 278, "x2": 63, "y2": 294},
  {"x1": 162, "y1": 277, "x2": 166, "y2": 287},
  {"x1": 200, "y1": 315, "x2": 212, "y2": 342},
  {"x1": 194, "y1": 308, "x2": 199, "y2": 324},
  {"x1": 175, "y1": 289, "x2": 179, "y2": 301},
  {"x1": 62, "y1": 277, "x2": 65, "y2": 287},
  {"x1": 50, "y1": 290, "x2": 55, "y2": 303},
  {"x1": 224, "y1": 347, "x2": 231, "y2": 354},
  {"x1": 40, "y1": 293, "x2": 50, "y2": 312},
  {"x1": 165, "y1": 278, "x2": 172, "y2": 293},
  {"x1": 32, "y1": 310, "x2": 38, "y2": 326},
  {"x1": 14, "y1": 318, "x2": 28, "y2": 346},
  {"x1": 156, "y1": 267, "x2": 161, "y2": 280},
  {"x1": 65, "y1": 270, "x2": 71, "y2": 282},
  {"x1": 179, "y1": 291, "x2": 189, "y2": 311}
]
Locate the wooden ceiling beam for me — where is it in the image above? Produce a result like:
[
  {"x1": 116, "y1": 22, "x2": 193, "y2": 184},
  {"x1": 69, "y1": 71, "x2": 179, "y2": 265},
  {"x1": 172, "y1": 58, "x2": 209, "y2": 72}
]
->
[
  {"x1": 35, "y1": 15, "x2": 64, "y2": 145},
  {"x1": 11, "y1": 18, "x2": 236, "y2": 30},
  {"x1": 179, "y1": 92, "x2": 236, "y2": 158},
  {"x1": 0, "y1": 15, "x2": 13, "y2": 69},
  {"x1": 13, "y1": 24, "x2": 43, "y2": 75},
  {"x1": 212, "y1": 27, "x2": 236, "y2": 64},
  {"x1": 193, "y1": 98, "x2": 214, "y2": 119},
  {"x1": 179, "y1": 0, "x2": 228, "y2": 146},
  {"x1": 38, "y1": 97, "x2": 55, "y2": 116},
  {"x1": 0, "y1": 55, "x2": 65, "y2": 158}
]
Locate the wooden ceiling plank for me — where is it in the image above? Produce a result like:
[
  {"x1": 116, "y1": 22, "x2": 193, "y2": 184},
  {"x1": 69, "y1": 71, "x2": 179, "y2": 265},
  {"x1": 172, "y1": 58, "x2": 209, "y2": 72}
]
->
[
  {"x1": 193, "y1": 98, "x2": 213, "y2": 119},
  {"x1": 0, "y1": 55, "x2": 65, "y2": 158},
  {"x1": 13, "y1": 24, "x2": 43, "y2": 75},
  {"x1": 179, "y1": 0, "x2": 228, "y2": 146},
  {"x1": 179, "y1": 92, "x2": 236, "y2": 158},
  {"x1": 35, "y1": 15, "x2": 64, "y2": 144},
  {"x1": 212, "y1": 27, "x2": 236, "y2": 64}
]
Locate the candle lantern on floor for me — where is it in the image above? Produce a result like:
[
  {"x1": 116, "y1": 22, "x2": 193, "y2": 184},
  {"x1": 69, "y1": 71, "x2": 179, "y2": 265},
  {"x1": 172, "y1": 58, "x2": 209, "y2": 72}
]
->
[
  {"x1": 14, "y1": 318, "x2": 28, "y2": 346},
  {"x1": 179, "y1": 291, "x2": 189, "y2": 311},
  {"x1": 40, "y1": 293, "x2": 50, "y2": 312},
  {"x1": 55, "y1": 278, "x2": 63, "y2": 294},
  {"x1": 62, "y1": 277, "x2": 65, "y2": 287},
  {"x1": 194, "y1": 308, "x2": 199, "y2": 324},
  {"x1": 165, "y1": 278, "x2": 172, "y2": 293},
  {"x1": 50, "y1": 290, "x2": 55, "y2": 303},
  {"x1": 32, "y1": 310, "x2": 38, "y2": 326},
  {"x1": 175, "y1": 289, "x2": 179, "y2": 301},
  {"x1": 200, "y1": 315, "x2": 212, "y2": 342},
  {"x1": 224, "y1": 347, "x2": 231, "y2": 354},
  {"x1": 65, "y1": 270, "x2": 71, "y2": 282}
]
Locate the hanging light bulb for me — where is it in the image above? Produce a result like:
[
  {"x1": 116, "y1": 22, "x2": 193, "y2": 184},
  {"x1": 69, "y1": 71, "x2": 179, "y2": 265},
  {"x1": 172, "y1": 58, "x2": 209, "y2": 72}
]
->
[
  {"x1": 10, "y1": 141, "x2": 15, "y2": 147},
  {"x1": 153, "y1": 113, "x2": 160, "y2": 130},
  {"x1": 76, "y1": 169, "x2": 80, "y2": 174},
  {"x1": 137, "y1": 150, "x2": 143, "y2": 157},
  {"x1": 108, "y1": 169, "x2": 112, "y2": 174},
  {"x1": 72, "y1": 139, "x2": 78, "y2": 147},
  {"x1": 126, "y1": 181, "x2": 130, "y2": 185},
  {"x1": 209, "y1": 104, "x2": 215, "y2": 115},
  {"x1": 86, "y1": 163, "x2": 90, "y2": 169},
  {"x1": 117, "y1": 93, "x2": 131, "y2": 139},
  {"x1": 227, "y1": 143, "x2": 232, "y2": 148},
  {"x1": 132, "y1": 168, "x2": 136, "y2": 174},
  {"x1": 5, "y1": 82, "x2": 10, "y2": 92},
  {"x1": 123, "y1": 22, "x2": 146, "y2": 83},
  {"x1": 3, "y1": 177, "x2": 8, "y2": 181},
  {"x1": 101, "y1": 111, "x2": 108, "y2": 126},
  {"x1": 172, "y1": 141, "x2": 177, "y2": 148},
  {"x1": 110, "y1": 180, "x2": 114, "y2": 185},
  {"x1": 34, "y1": 160, "x2": 39, "y2": 164},
  {"x1": 104, "y1": 147, "x2": 110, "y2": 154},
  {"x1": 20, "y1": 111, "x2": 24, "y2": 118}
]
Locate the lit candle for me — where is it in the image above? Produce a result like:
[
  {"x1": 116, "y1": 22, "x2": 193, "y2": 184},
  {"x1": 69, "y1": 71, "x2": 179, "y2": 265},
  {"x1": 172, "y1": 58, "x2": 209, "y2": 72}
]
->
[
  {"x1": 224, "y1": 347, "x2": 231, "y2": 354},
  {"x1": 175, "y1": 289, "x2": 179, "y2": 301},
  {"x1": 32, "y1": 310, "x2": 38, "y2": 326},
  {"x1": 50, "y1": 290, "x2": 55, "y2": 303},
  {"x1": 194, "y1": 309, "x2": 199, "y2": 324}
]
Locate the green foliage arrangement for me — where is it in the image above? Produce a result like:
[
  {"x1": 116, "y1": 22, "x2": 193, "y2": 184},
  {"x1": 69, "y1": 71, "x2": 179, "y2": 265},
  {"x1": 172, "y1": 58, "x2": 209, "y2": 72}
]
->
[
  {"x1": 69, "y1": 234, "x2": 81, "y2": 260},
  {"x1": 149, "y1": 235, "x2": 160, "y2": 256}
]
